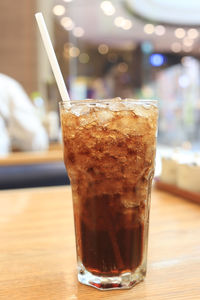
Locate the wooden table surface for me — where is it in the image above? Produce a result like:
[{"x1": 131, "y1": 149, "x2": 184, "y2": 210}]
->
[
  {"x1": 0, "y1": 186, "x2": 199, "y2": 300},
  {"x1": 0, "y1": 149, "x2": 63, "y2": 166}
]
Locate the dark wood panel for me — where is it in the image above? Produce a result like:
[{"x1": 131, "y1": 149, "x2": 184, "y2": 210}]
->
[{"x1": 0, "y1": 0, "x2": 37, "y2": 94}]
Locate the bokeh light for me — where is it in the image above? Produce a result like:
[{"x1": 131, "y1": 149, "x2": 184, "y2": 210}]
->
[
  {"x1": 171, "y1": 42, "x2": 182, "y2": 53},
  {"x1": 100, "y1": 1, "x2": 115, "y2": 16},
  {"x1": 174, "y1": 28, "x2": 186, "y2": 39},
  {"x1": 79, "y1": 53, "x2": 90, "y2": 64},
  {"x1": 73, "y1": 27, "x2": 85, "y2": 37},
  {"x1": 60, "y1": 17, "x2": 74, "y2": 30},
  {"x1": 187, "y1": 28, "x2": 199, "y2": 39},
  {"x1": 183, "y1": 37, "x2": 194, "y2": 47},
  {"x1": 52, "y1": 5, "x2": 66, "y2": 16},
  {"x1": 117, "y1": 62, "x2": 128, "y2": 72},
  {"x1": 98, "y1": 44, "x2": 109, "y2": 55},
  {"x1": 155, "y1": 25, "x2": 166, "y2": 36},
  {"x1": 69, "y1": 47, "x2": 80, "y2": 57},
  {"x1": 144, "y1": 24, "x2": 155, "y2": 34}
]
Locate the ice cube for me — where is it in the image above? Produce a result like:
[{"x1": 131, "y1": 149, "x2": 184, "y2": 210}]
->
[
  {"x1": 133, "y1": 104, "x2": 152, "y2": 118},
  {"x1": 109, "y1": 98, "x2": 126, "y2": 111},
  {"x1": 79, "y1": 111, "x2": 97, "y2": 127},
  {"x1": 142, "y1": 104, "x2": 152, "y2": 110},
  {"x1": 71, "y1": 104, "x2": 90, "y2": 116},
  {"x1": 96, "y1": 110, "x2": 114, "y2": 125},
  {"x1": 95, "y1": 102, "x2": 107, "y2": 109},
  {"x1": 122, "y1": 194, "x2": 140, "y2": 208}
]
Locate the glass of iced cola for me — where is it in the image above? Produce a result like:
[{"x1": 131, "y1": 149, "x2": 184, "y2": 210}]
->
[{"x1": 60, "y1": 98, "x2": 158, "y2": 290}]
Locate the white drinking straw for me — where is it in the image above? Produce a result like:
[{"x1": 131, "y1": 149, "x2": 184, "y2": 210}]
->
[{"x1": 35, "y1": 12, "x2": 70, "y2": 102}]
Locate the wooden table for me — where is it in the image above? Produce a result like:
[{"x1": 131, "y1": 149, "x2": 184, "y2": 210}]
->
[
  {"x1": 0, "y1": 186, "x2": 199, "y2": 299},
  {"x1": 0, "y1": 149, "x2": 63, "y2": 166}
]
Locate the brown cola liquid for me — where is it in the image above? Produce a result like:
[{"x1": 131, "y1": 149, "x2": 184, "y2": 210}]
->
[
  {"x1": 61, "y1": 99, "x2": 158, "y2": 276},
  {"x1": 79, "y1": 194, "x2": 144, "y2": 275}
]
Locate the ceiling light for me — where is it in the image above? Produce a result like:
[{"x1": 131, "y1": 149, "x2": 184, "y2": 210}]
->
[
  {"x1": 73, "y1": 27, "x2": 85, "y2": 37},
  {"x1": 60, "y1": 17, "x2": 74, "y2": 30},
  {"x1": 155, "y1": 25, "x2": 166, "y2": 36},
  {"x1": 183, "y1": 37, "x2": 194, "y2": 47},
  {"x1": 98, "y1": 44, "x2": 109, "y2": 55},
  {"x1": 149, "y1": 54, "x2": 165, "y2": 67},
  {"x1": 125, "y1": 0, "x2": 200, "y2": 27},
  {"x1": 69, "y1": 47, "x2": 80, "y2": 57},
  {"x1": 79, "y1": 53, "x2": 90, "y2": 64},
  {"x1": 100, "y1": 1, "x2": 115, "y2": 16},
  {"x1": 141, "y1": 41, "x2": 153, "y2": 54},
  {"x1": 122, "y1": 19, "x2": 132, "y2": 30},
  {"x1": 187, "y1": 28, "x2": 199, "y2": 39},
  {"x1": 174, "y1": 28, "x2": 185, "y2": 39},
  {"x1": 171, "y1": 42, "x2": 182, "y2": 53},
  {"x1": 144, "y1": 24, "x2": 155, "y2": 35},
  {"x1": 114, "y1": 17, "x2": 132, "y2": 30},
  {"x1": 63, "y1": 0, "x2": 73, "y2": 2},
  {"x1": 114, "y1": 17, "x2": 124, "y2": 27},
  {"x1": 52, "y1": 5, "x2": 66, "y2": 16}
]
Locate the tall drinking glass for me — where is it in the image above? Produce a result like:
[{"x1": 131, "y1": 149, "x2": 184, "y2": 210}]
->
[{"x1": 60, "y1": 98, "x2": 158, "y2": 290}]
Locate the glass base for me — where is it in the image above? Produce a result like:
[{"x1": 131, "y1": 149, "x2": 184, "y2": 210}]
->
[{"x1": 78, "y1": 264, "x2": 146, "y2": 290}]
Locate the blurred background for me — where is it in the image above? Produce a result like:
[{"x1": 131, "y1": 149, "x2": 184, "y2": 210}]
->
[{"x1": 0, "y1": 0, "x2": 200, "y2": 189}]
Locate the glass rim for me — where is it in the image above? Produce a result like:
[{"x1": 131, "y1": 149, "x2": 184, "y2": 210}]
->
[{"x1": 59, "y1": 98, "x2": 158, "y2": 107}]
